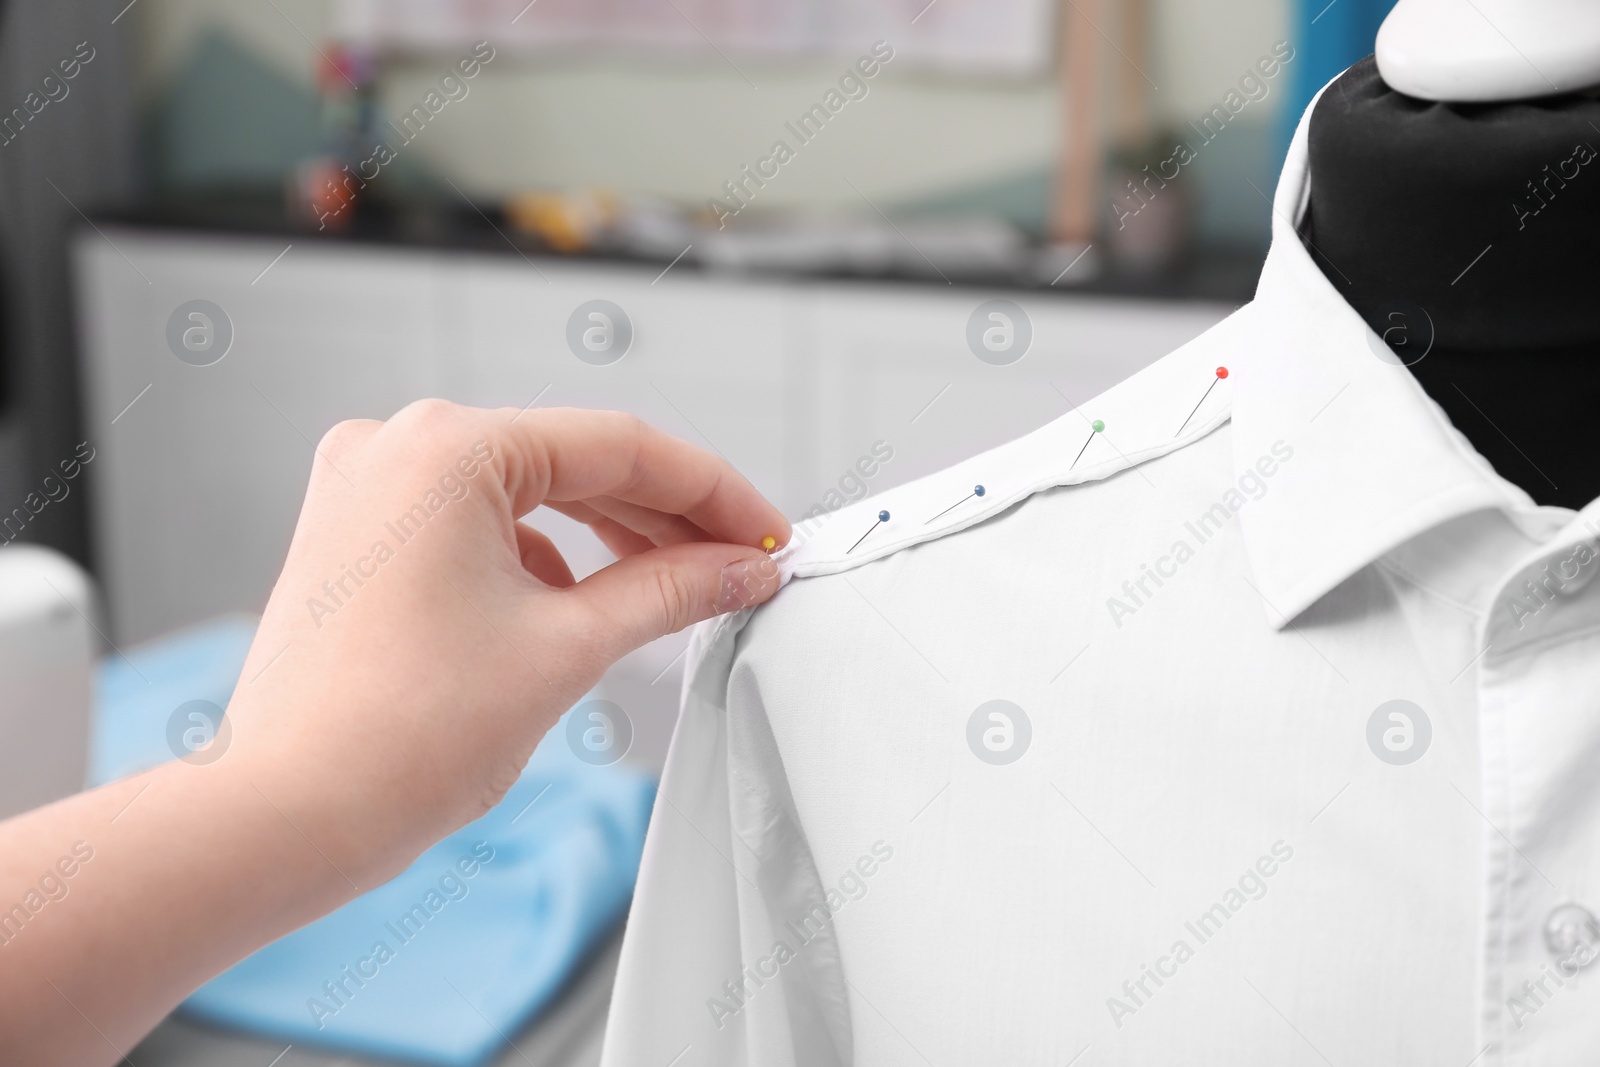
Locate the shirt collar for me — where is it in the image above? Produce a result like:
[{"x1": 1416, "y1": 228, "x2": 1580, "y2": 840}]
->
[
  {"x1": 782, "y1": 80, "x2": 1566, "y2": 628},
  {"x1": 1229, "y1": 80, "x2": 1546, "y2": 629}
]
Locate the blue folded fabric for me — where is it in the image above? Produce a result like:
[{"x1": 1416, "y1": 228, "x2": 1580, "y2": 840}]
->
[
  {"x1": 94, "y1": 616, "x2": 655, "y2": 1066},
  {"x1": 91, "y1": 614, "x2": 261, "y2": 786}
]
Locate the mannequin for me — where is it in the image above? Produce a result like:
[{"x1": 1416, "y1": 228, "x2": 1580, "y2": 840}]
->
[{"x1": 1300, "y1": 55, "x2": 1600, "y2": 510}]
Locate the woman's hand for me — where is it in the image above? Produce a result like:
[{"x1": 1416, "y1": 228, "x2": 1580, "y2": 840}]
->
[
  {"x1": 232, "y1": 401, "x2": 788, "y2": 883},
  {"x1": 0, "y1": 402, "x2": 787, "y2": 1066}
]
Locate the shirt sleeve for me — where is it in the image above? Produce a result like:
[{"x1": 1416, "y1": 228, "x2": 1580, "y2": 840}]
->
[{"x1": 600, "y1": 611, "x2": 854, "y2": 1067}]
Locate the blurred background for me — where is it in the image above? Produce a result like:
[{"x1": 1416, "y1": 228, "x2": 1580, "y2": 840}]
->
[{"x1": 0, "y1": 0, "x2": 1392, "y2": 1063}]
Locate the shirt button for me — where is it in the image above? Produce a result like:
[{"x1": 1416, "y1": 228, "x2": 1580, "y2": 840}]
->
[
  {"x1": 1551, "y1": 541, "x2": 1599, "y2": 597},
  {"x1": 1544, "y1": 904, "x2": 1600, "y2": 970}
]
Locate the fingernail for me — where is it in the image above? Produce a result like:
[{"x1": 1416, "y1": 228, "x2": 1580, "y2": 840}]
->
[{"x1": 717, "y1": 556, "x2": 782, "y2": 614}]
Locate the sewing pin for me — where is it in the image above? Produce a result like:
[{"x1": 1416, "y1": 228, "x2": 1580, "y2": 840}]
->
[
  {"x1": 1070, "y1": 420, "x2": 1104, "y2": 470},
  {"x1": 925, "y1": 485, "x2": 985, "y2": 524},
  {"x1": 1175, "y1": 366, "x2": 1228, "y2": 437},
  {"x1": 760, "y1": 535, "x2": 777, "y2": 551},
  {"x1": 848, "y1": 510, "x2": 891, "y2": 554}
]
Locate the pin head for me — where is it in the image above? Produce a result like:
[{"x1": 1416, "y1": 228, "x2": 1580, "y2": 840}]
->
[
  {"x1": 878, "y1": 509, "x2": 891, "y2": 522},
  {"x1": 1091, "y1": 420, "x2": 1105, "y2": 433},
  {"x1": 974, "y1": 485, "x2": 986, "y2": 497},
  {"x1": 1216, "y1": 366, "x2": 1229, "y2": 379},
  {"x1": 760, "y1": 535, "x2": 777, "y2": 551}
]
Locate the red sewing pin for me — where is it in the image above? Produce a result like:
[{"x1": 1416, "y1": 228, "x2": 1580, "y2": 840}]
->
[{"x1": 1175, "y1": 366, "x2": 1228, "y2": 438}]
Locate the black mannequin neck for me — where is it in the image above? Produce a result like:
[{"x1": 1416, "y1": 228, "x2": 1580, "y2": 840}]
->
[{"x1": 1302, "y1": 56, "x2": 1600, "y2": 510}]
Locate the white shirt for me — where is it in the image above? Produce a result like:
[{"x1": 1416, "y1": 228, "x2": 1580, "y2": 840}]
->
[{"x1": 601, "y1": 86, "x2": 1600, "y2": 1067}]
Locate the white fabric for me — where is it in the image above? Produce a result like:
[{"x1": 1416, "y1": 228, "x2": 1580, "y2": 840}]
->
[{"x1": 601, "y1": 87, "x2": 1600, "y2": 1066}]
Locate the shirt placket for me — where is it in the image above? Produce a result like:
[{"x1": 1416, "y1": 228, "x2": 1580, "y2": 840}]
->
[{"x1": 1476, "y1": 525, "x2": 1600, "y2": 1066}]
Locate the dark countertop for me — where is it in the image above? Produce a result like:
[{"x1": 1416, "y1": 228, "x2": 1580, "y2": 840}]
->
[{"x1": 92, "y1": 192, "x2": 1263, "y2": 304}]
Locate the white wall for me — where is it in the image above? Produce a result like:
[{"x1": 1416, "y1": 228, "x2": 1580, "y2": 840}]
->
[
  {"x1": 1150, "y1": 0, "x2": 1290, "y2": 128},
  {"x1": 135, "y1": 0, "x2": 1287, "y2": 208},
  {"x1": 378, "y1": 60, "x2": 1056, "y2": 210}
]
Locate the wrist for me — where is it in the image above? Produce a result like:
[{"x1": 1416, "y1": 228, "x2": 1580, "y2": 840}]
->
[
  {"x1": 217, "y1": 696, "x2": 435, "y2": 892},
  {"x1": 164, "y1": 754, "x2": 366, "y2": 913}
]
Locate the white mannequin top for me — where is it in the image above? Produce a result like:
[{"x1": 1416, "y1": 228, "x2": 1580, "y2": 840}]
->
[{"x1": 1376, "y1": 0, "x2": 1600, "y2": 101}]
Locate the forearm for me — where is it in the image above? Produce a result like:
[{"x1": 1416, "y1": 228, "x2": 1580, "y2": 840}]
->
[{"x1": 0, "y1": 754, "x2": 359, "y2": 1065}]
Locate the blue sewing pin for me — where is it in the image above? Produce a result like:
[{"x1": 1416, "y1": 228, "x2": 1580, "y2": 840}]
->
[
  {"x1": 848, "y1": 510, "x2": 891, "y2": 554},
  {"x1": 925, "y1": 484, "x2": 985, "y2": 524},
  {"x1": 1070, "y1": 420, "x2": 1104, "y2": 470},
  {"x1": 1175, "y1": 366, "x2": 1228, "y2": 437}
]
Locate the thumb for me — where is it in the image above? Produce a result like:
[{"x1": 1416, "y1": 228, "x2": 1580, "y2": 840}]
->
[{"x1": 566, "y1": 543, "x2": 783, "y2": 658}]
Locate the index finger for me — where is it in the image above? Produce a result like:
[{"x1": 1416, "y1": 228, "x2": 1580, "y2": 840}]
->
[{"x1": 480, "y1": 407, "x2": 790, "y2": 552}]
